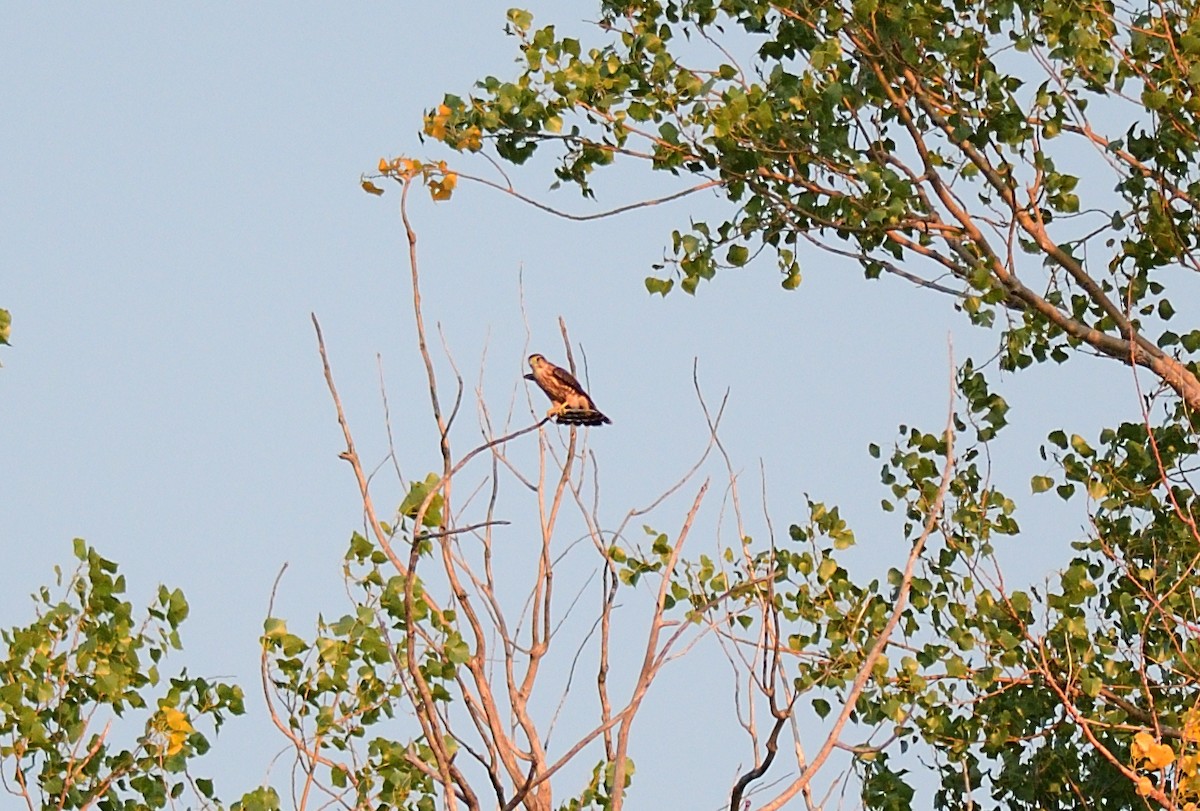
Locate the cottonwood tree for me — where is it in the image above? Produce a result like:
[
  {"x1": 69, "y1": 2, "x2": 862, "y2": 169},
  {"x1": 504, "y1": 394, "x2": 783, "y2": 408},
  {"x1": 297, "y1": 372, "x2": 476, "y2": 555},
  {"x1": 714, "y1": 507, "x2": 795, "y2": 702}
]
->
[{"x1": 380, "y1": 0, "x2": 1200, "y2": 808}]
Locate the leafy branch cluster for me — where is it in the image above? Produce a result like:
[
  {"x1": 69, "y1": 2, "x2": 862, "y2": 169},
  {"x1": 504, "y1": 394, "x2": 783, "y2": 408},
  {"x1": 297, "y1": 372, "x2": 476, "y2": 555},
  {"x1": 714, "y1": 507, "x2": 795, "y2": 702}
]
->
[
  {"x1": 0, "y1": 541, "x2": 244, "y2": 810},
  {"x1": 428, "y1": 1, "x2": 1200, "y2": 409}
]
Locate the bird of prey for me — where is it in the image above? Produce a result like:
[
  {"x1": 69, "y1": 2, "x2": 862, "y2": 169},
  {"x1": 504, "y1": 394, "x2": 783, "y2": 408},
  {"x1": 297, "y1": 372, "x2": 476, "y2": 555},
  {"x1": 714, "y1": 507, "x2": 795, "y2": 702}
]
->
[{"x1": 525, "y1": 354, "x2": 612, "y2": 426}]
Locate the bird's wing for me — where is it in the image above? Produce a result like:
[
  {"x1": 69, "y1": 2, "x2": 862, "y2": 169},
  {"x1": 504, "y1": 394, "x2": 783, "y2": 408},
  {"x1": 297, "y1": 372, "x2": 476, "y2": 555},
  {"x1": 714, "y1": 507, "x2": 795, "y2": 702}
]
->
[{"x1": 549, "y1": 364, "x2": 587, "y2": 394}]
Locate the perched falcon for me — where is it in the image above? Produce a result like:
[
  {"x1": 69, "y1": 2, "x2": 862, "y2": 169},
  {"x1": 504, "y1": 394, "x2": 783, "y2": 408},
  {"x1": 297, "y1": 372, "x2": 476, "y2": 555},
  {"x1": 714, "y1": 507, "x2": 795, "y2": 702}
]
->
[{"x1": 525, "y1": 354, "x2": 612, "y2": 426}]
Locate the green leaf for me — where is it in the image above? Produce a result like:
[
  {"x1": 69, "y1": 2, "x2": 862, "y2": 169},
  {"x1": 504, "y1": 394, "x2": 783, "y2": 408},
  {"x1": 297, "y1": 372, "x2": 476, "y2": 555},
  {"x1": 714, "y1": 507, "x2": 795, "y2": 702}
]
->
[
  {"x1": 506, "y1": 8, "x2": 533, "y2": 33},
  {"x1": 400, "y1": 473, "x2": 444, "y2": 527},
  {"x1": 781, "y1": 264, "x2": 802, "y2": 290},
  {"x1": 817, "y1": 557, "x2": 838, "y2": 583},
  {"x1": 726, "y1": 244, "x2": 749, "y2": 266},
  {"x1": 0, "y1": 308, "x2": 9, "y2": 346},
  {"x1": 234, "y1": 787, "x2": 281, "y2": 811},
  {"x1": 1031, "y1": 475, "x2": 1055, "y2": 493},
  {"x1": 165, "y1": 587, "x2": 189, "y2": 626},
  {"x1": 644, "y1": 277, "x2": 674, "y2": 296},
  {"x1": 445, "y1": 637, "x2": 471, "y2": 665},
  {"x1": 1143, "y1": 89, "x2": 1169, "y2": 110},
  {"x1": 832, "y1": 528, "x2": 856, "y2": 550}
]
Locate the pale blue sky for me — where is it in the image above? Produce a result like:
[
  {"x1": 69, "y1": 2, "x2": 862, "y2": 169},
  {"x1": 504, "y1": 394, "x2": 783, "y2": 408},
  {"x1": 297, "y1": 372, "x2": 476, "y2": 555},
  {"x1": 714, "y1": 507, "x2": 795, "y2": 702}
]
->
[{"x1": 2, "y1": 4, "x2": 1136, "y2": 807}]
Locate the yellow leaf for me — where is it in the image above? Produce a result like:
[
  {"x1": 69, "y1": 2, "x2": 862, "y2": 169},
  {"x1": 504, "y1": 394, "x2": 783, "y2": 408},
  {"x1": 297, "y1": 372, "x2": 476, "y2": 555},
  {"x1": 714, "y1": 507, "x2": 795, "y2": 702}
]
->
[
  {"x1": 377, "y1": 157, "x2": 389, "y2": 173},
  {"x1": 425, "y1": 106, "x2": 451, "y2": 141},
  {"x1": 361, "y1": 180, "x2": 385, "y2": 196},
  {"x1": 1185, "y1": 707, "x2": 1200, "y2": 742},
  {"x1": 461, "y1": 126, "x2": 483, "y2": 151},
  {"x1": 162, "y1": 707, "x2": 190, "y2": 732},
  {"x1": 1180, "y1": 753, "x2": 1198, "y2": 777},
  {"x1": 1149, "y1": 742, "x2": 1177, "y2": 769},
  {"x1": 1132, "y1": 731, "x2": 1155, "y2": 761},
  {"x1": 159, "y1": 707, "x2": 193, "y2": 757},
  {"x1": 167, "y1": 732, "x2": 187, "y2": 756},
  {"x1": 1137, "y1": 776, "x2": 1154, "y2": 796}
]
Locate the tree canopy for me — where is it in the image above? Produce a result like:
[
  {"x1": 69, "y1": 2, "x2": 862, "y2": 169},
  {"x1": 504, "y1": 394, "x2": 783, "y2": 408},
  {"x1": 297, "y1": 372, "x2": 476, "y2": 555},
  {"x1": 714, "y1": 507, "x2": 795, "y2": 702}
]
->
[{"x1": 428, "y1": 0, "x2": 1200, "y2": 409}]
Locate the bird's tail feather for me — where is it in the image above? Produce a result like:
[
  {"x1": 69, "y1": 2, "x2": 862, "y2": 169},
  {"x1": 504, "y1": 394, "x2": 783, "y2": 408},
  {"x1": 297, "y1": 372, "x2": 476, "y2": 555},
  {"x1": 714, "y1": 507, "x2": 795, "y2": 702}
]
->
[{"x1": 556, "y1": 408, "x2": 612, "y2": 426}]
